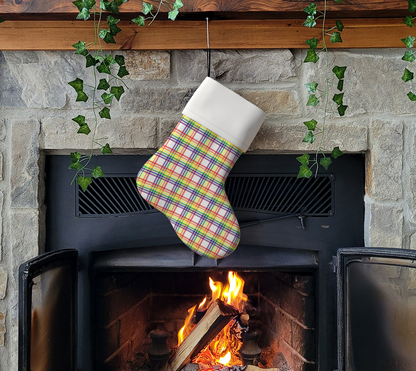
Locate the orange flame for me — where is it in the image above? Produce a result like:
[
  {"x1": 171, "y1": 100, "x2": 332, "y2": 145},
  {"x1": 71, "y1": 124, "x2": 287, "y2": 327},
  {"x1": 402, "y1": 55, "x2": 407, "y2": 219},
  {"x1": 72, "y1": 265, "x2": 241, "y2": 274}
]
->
[
  {"x1": 180, "y1": 271, "x2": 247, "y2": 367},
  {"x1": 177, "y1": 304, "x2": 197, "y2": 346}
]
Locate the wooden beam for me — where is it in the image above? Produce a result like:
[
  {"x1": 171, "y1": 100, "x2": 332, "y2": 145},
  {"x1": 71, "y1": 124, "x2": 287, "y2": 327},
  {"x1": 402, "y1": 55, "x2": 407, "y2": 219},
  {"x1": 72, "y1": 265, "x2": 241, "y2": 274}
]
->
[
  {"x1": 0, "y1": 0, "x2": 410, "y2": 20},
  {"x1": 0, "y1": 18, "x2": 410, "y2": 50}
]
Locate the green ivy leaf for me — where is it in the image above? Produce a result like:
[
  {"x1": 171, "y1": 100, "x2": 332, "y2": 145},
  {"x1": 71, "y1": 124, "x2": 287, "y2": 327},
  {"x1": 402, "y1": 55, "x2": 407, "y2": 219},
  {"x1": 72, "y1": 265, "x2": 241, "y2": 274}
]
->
[
  {"x1": 173, "y1": 0, "x2": 183, "y2": 9},
  {"x1": 101, "y1": 143, "x2": 113, "y2": 154},
  {"x1": 85, "y1": 54, "x2": 98, "y2": 68},
  {"x1": 78, "y1": 176, "x2": 92, "y2": 192},
  {"x1": 334, "y1": 0, "x2": 342, "y2": 3},
  {"x1": 296, "y1": 153, "x2": 310, "y2": 166},
  {"x1": 402, "y1": 35, "x2": 416, "y2": 48},
  {"x1": 332, "y1": 65, "x2": 347, "y2": 79},
  {"x1": 70, "y1": 151, "x2": 82, "y2": 163},
  {"x1": 104, "y1": 54, "x2": 117, "y2": 66},
  {"x1": 72, "y1": 115, "x2": 86, "y2": 125},
  {"x1": 303, "y1": 3, "x2": 317, "y2": 15},
  {"x1": 110, "y1": 24, "x2": 122, "y2": 36},
  {"x1": 99, "y1": 29, "x2": 116, "y2": 44},
  {"x1": 99, "y1": 107, "x2": 111, "y2": 119},
  {"x1": 69, "y1": 161, "x2": 83, "y2": 171},
  {"x1": 142, "y1": 2, "x2": 153, "y2": 14},
  {"x1": 77, "y1": 123, "x2": 91, "y2": 134},
  {"x1": 305, "y1": 81, "x2": 318, "y2": 93},
  {"x1": 306, "y1": 94, "x2": 320, "y2": 106},
  {"x1": 304, "y1": 119, "x2": 318, "y2": 130},
  {"x1": 402, "y1": 68, "x2": 414, "y2": 82},
  {"x1": 330, "y1": 31, "x2": 343, "y2": 44},
  {"x1": 92, "y1": 166, "x2": 105, "y2": 178},
  {"x1": 320, "y1": 157, "x2": 332, "y2": 170},
  {"x1": 76, "y1": 8, "x2": 91, "y2": 20},
  {"x1": 304, "y1": 49, "x2": 319, "y2": 63},
  {"x1": 303, "y1": 15, "x2": 316, "y2": 28},
  {"x1": 69, "y1": 78, "x2": 84, "y2": 92},
  {"x1": 97, "y1": 78, "x2": 110, "y2": 90},
  {"x1": 76, "y1": 91, "x2": 89, "y2": 102},
  {"x1": 118, "y1": 65, "x2": 129, "y2": 78},
  {"x1": 168, "y1": 9, "x2": 179, "y2": 20},
  {"x1": 305, "y1": 37, "x2": 319, "y2": 49},
  {"x1": 298, "y1": 164, "x2": 313, "y2": 179},
  {"x1": 72, "y1": 41, "x2": 88, "y2": 56},
  {"x1": 132, "y1": 16, "x2": 145, "y2": 26},
  {"x1": 403, "y1": 50, "x2": 416, "y2": 62},
  {"x1": 404, "y1": 15, "x2": 415, "y2": 27},
  {"x1": 409, "y1": 0, "x2": 416, "y2": 13},
  {"x1": 337, "y1": 79, "x2": 344, "y2": 91},
  {"x1": 106, "y1": 15, "x2": 120, "y2": 26},
  {"x1": 101, "y1": 92, "x2": 115, "y2": 104},
  {"x1": 332, "y1": 93, "x2": 344, "y2": 105},
  {"x1": 115, "y1": 55, "x2": 125, "y2": 66},
  {"x1": 338, "y1": 104, "x2": 348, "y2": 116},
  {"x1": 110, "y1": 86, "x2": 125, "y2": 101},
  {"x1": 331, "y1": 146, "x2": 343, "y2": 159},
  {"x1": 97, "y1": 62, "x2": 111, "y2": 74},
  {"x1": 73, "y1": 0, "x2": 84, "y2": 11},
  {"x1": 0, "y1": 18, "x2": 4, "y2": 23},
  {"x1": 408, "y1": 92, "x2": 416, "y2": 101},
  {"x1": 302, "y1": 131, "x2": 316, "y2": 144},
  {"x1": 336, "y1": 20, "x2": 344, "y2": 31}
]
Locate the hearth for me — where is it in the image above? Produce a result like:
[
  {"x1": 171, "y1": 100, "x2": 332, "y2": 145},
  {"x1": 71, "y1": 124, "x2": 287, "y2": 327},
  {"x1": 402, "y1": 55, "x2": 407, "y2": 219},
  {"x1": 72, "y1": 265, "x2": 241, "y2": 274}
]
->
[{"x1": 19, "y1": 154, "x2": 416, "y2": 371}]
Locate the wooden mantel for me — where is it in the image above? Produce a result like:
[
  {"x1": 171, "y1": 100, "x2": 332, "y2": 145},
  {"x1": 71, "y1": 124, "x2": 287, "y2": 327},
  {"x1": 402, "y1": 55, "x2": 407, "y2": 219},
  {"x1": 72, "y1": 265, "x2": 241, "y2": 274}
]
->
[{"x1": 0, "y1": 0, "x2": 413, "y2": 50}]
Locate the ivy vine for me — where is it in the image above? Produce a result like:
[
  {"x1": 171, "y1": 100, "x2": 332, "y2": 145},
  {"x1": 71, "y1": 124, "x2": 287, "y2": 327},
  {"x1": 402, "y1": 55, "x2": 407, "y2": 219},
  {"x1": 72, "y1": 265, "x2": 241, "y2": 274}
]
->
[
  {"x1": 402, "y1": 0, "x2": 416, "y2": 101},
  {"x1": 297, "y1": 0, "x2": 345, "y2": 178},
  {"x1": 68, "y1": 0, "x2": 183, "y2": 191}
]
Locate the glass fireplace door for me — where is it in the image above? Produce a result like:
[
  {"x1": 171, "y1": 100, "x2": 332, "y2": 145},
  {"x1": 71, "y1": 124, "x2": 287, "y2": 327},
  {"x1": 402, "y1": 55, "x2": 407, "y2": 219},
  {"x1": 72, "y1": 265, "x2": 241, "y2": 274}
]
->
[{"x1": 18, "y1": 249, "x2": 78, "y2": 371}]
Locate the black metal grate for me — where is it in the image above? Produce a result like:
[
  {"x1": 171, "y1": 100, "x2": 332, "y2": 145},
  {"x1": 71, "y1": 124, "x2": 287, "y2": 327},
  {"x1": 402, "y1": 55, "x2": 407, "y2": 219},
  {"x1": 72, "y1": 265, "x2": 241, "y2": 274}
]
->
[{"x1": 76, "y1": 174, "x2": 334, "y2": 217}]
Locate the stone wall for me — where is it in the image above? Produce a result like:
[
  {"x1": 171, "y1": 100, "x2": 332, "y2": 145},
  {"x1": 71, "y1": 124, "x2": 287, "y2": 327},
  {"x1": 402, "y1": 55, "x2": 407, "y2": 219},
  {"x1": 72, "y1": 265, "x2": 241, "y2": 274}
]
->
[{"x1": 0, "y1": 48, "x2": 414, "y2": 370}]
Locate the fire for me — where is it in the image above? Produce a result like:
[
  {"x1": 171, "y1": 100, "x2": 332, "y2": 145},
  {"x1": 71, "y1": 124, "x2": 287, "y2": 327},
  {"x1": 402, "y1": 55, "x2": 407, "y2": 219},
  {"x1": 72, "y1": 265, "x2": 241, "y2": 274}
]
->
[
  {"x1": 219, "y1": 352, "x2": 231, "y2": 365},
  {"x1": 178, "y1": 304, "x2": 197, "y2": 345},
  {"x1": 178, "y1": 272, "x2": 248, "y2": 367}
]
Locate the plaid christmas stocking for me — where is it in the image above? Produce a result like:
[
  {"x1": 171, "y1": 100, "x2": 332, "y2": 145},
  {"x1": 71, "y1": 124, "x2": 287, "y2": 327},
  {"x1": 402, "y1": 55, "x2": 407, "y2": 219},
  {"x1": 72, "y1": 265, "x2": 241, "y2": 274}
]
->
[{"x1": 136, "y1": 77, "x2": 266, "y2": 259}]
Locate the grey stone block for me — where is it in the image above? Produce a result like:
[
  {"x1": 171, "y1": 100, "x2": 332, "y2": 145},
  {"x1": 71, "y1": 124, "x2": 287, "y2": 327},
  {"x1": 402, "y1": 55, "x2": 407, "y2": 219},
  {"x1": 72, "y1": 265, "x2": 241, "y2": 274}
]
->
[
  {"x1": 120, "y1": 87, "x2": 189, "y2": 113},
  {"x1": 175, "y1": 49, "x2": 297, "y2": 83},
  {"x1": 0, "y1": 52, "x2": 25, "y2": 108},
  {"x1": 11, "y1": 119, "x2": 40, "y2": 208},
  {"x1": 367, "y1": 203, "x2": 403, "y2": 248},
  {"x1": 302, "y1": 49, "x2": 416, "y2": 115},
  {"x1": 40, "y1": 115, "x2": 158, "y2": 150},
  {"x1": 10, "y1": 209, "x2": 40, "y2": 279},
  {"x1": 367, "y1": 119, "x2": 403, "y2": 200}
]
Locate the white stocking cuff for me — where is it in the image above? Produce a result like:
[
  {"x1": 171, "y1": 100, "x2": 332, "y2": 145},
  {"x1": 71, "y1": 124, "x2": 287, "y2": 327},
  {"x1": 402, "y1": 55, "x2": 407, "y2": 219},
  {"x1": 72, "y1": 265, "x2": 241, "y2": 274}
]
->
[{"x1": 182, "y1": 77, "x2": 266, "y2": 152}]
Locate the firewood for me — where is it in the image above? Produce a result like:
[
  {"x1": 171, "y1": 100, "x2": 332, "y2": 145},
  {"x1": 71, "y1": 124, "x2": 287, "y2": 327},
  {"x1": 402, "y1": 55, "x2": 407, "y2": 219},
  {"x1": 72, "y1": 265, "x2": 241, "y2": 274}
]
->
[{"x1": 170, "y1": 299, "x2": 239, "y2": 371}]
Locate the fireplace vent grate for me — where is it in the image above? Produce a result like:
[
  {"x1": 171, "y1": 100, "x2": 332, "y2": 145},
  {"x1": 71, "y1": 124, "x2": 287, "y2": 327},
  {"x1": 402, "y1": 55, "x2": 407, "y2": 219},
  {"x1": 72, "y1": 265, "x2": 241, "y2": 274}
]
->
[{"x1": 76, "y1": 174, "x2": 334, "y2": 217}]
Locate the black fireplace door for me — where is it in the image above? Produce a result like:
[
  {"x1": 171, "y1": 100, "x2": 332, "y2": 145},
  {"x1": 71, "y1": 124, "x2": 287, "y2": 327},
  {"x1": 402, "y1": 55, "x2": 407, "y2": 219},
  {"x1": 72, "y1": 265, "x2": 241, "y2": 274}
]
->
[
  {"x1": 337, "y1": 248, "x2": 416, "y2": 371},
  {"x1": 18, "y1": 249, "x2": 78, "y2": 371}
]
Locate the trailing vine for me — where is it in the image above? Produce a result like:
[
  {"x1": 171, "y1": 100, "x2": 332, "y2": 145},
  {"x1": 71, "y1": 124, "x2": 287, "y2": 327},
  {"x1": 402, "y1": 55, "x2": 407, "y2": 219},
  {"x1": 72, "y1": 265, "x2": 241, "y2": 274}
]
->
[
  {"x1": 68, "y1": 0, "x2": 183, "y2": 191},
  {"x1": 297, "y1": 0, "x2": 345, "y2": 178},
  {"x1": 402, "y1": 1, "x2": 416, "y2": 101}
]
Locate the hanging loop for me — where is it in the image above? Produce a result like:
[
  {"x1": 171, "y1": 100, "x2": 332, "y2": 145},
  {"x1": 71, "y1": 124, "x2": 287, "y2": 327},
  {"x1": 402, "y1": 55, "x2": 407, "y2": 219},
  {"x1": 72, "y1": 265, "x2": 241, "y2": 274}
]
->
[{"x1": 206, "y1": 17, "x2": 211, "y2": 77}]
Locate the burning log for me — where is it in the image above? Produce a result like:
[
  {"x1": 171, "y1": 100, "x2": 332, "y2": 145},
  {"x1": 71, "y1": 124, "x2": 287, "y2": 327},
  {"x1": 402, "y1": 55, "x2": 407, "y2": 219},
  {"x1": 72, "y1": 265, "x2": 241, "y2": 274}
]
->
[{"x1": 170, "y1": 299, "x2": 239, "y2": 371}]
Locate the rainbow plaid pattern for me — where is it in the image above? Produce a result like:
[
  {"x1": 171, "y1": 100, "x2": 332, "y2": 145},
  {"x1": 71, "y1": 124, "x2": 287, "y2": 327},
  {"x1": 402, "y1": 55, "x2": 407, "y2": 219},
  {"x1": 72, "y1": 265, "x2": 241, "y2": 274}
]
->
[{"x1": 136, "y1": 116, "x2": 242, "y2": 259}]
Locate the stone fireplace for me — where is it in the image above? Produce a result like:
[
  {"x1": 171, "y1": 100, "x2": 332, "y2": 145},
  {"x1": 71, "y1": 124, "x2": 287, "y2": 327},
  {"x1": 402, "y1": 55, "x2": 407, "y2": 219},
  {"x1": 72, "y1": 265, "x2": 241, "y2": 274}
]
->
[{"x1": 0, "y1": 47, "x2": 413, "y2": 371}]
